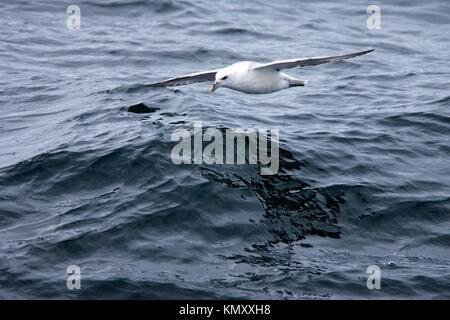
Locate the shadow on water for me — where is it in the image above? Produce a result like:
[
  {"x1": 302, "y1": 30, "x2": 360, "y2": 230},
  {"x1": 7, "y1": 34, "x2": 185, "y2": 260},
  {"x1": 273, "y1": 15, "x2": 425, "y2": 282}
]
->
[{"x1": 127, "y1": 102, "x2": 160, "y2": 114}]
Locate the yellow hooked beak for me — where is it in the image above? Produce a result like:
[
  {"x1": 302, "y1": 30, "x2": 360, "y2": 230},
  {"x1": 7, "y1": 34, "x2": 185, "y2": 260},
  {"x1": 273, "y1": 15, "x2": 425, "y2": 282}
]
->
[{"x1": 211, "y1": 84, "x2": 216, "y2": 92}]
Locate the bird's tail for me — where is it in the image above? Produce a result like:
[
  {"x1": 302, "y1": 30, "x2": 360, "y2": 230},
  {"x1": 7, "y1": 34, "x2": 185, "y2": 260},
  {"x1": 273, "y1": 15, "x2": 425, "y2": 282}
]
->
[{"x1": 289, "y1": 79, "x2": 308, "y2": 87}]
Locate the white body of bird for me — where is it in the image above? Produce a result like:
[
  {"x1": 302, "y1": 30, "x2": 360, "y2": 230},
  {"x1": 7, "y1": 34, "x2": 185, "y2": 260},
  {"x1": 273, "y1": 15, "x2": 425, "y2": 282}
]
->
[{"x1": 213, "y1": 61, "x2": 306, "y2": 94}]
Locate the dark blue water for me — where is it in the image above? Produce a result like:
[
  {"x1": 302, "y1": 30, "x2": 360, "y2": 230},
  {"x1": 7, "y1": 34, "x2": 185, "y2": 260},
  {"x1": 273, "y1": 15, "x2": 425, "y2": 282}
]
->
[{"x1": 1, "y1": 0, "x2": 449, "y2": 299}]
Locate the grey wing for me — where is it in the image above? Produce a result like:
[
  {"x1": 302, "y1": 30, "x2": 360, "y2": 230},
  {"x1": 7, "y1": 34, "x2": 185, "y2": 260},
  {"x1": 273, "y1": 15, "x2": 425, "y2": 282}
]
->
[
  {"x1": 254, "y1": 49, "x2": 375, "y2": 71},
  {"x1": 145, "y1": 69, "x2": 218, "y2": 87}
]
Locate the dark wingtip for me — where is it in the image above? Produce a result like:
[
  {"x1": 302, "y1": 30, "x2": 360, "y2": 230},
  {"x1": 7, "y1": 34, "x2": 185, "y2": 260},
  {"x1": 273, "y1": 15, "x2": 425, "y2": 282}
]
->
[{"x1": 352, "y1": 49, "x2": 375, "y2": 58}]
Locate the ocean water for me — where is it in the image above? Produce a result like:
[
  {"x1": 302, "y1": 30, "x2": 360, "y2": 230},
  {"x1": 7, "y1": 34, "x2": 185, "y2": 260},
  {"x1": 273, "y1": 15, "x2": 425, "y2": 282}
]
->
[{"x1": 0, "y1": 0, "x2": 449, "y2": 299}]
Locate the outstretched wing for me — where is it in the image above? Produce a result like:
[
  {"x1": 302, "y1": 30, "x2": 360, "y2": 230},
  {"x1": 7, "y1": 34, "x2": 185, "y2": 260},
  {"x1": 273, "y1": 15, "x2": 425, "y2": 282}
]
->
[
  {"x1": 145, "y1": 69, "x2": 218, "y2": 87},
  {"x1": 253, "y1": 49, "x2": 374, "y2": 71}
]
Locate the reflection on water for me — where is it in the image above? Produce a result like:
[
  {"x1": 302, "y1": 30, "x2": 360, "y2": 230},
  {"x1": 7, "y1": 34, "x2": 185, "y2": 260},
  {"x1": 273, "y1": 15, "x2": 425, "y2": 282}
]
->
[{"x1": 199, "y1": 142, "x2": 343, "y2": 246}]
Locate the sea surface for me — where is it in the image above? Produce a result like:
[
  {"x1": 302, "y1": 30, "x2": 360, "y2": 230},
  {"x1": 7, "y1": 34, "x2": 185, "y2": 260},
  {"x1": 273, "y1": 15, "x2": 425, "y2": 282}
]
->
[{"x1": 0, "y1": 0, "x2": 449, "y2": 299}]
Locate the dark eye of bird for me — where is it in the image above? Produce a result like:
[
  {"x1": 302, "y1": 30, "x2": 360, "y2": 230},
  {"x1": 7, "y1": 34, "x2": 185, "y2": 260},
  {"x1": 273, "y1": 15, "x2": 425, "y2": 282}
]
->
[{"x1": 221, "y1": 76, "x2": 228, "y2": 80}]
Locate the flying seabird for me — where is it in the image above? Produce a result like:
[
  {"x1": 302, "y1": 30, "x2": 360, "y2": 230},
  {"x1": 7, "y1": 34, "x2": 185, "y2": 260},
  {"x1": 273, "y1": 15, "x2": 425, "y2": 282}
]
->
[{"x1": 145, "y1": 49, "x2": 374, "y2": 94}]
